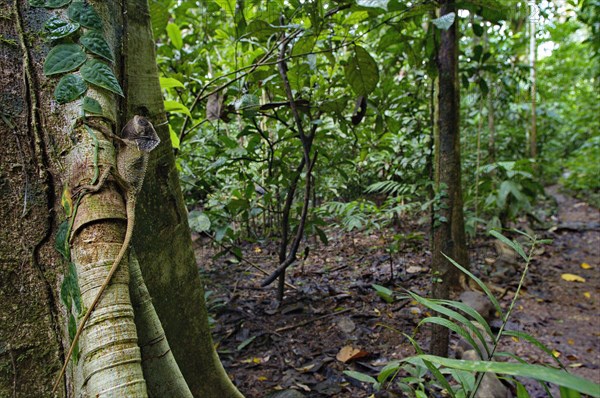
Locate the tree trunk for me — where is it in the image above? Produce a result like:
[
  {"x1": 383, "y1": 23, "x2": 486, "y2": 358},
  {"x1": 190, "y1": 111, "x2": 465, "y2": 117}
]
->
[
  {"x1": 0, "y1": 1, "x2": 242, "y2": 397},
  {"x1": 431, "y1": 0, "x2": 468, "y2": 358}
]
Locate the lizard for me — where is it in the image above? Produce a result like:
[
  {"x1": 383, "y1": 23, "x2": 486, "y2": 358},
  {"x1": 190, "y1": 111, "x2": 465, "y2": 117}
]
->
[{"x1": 52, "y1": 115, "x2": 160, "y2": 393}]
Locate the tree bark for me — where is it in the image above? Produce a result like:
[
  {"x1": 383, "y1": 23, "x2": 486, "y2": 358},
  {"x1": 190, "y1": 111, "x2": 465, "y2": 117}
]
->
[
  {"x1": 431, "y1": 0, "x2": 468, "y2": 358},
  {"x1": 0, "y1": 1, "x2": 242, "y2": 396}
]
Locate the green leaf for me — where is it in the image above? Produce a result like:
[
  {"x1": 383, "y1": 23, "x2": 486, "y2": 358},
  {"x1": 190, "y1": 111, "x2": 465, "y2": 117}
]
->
[
  {"x1": 516, "y1": 381, "x2": 531, "y2": 398},
  {"x1": 215, "y1": 0, "x2": 235, "y2": 16},
  {"x1": 343, "y1": 370, "x2": 377, "y2": 384},
  {"x1": 43, "y1": 44, "x2": 87, "y2": 76},
  {"x1": 344, "y1": 45, "x2": 379, "y2": 96},
  {"x1": 164, "y1": 100, "x2": 191, "y2": 117},
  {"x1": 55, "y1": 221, "x2": 70, "y2": 260},
  {"x1": 166, "y1": 23, "x2": 183, "y2": 50},
  {"x1": 489, "y1": 230, "x2": 527, "y2": 261},
  {"x1": 149, "y1": 0, "x2": 170, "y2": 38},
  {"x1": 188, "y1": 210, "x2": 211, "y2": 233},
  {"x1": 442, "y1": 253, "x2": 503, "y2": 314},
  {"x1": 30, "y1": 0, "x2": 71, "y2": 7},
  {"x1": 82, "y1": 96, "x2": 103, "y2": 115},
  {"x1": 54, "y1": 74, "x2": 87, "y2": 104},
  {"x1": 372, "y1": 283, "x2": 394, "y2": 303},
  {"x1": 80, "y1": 31, "x2": 114, "y2": 62},
  {"x1": 356, "y1": 0, "x2": 389, "y2": 11},
  {"x1": 560, "y1": 386, "x2": 582, "y2": 398},
  {"x1": 169, "y1": 124, "x2": 180, "y2": 149},
  {"x1": 44, "y1": 17, "x2": 80, "y2": 40},
  {"x1": 80, "y1": 59, "x2": 124, "y2": 96},
  {"x1": 407, "y1": 355, "x2": 600, "y2": 397},
  {"x1": 160, "y1": 77, "x2": 184, "y2": 89},
  {"x1": 68, "y1": 313, "x2": 79, "y2": 363},
  {"x1": 432, "y1": 12, "x2": 456, "y2": 30},
  {"x1": 68, "y1": 1, "x2": 103, "y2": 30},
  {"x1": 378, "y1": 361, "x2": 400, "y2": 383}
]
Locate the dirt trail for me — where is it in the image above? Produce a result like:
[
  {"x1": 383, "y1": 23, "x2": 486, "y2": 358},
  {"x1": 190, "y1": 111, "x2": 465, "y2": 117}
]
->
[{"x1": 199, "y1": 186, "x2": 600, "y2": 397}]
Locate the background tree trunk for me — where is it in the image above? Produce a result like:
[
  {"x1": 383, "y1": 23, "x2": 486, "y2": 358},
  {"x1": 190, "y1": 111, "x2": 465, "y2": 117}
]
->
[{"x1": 431, "y1": 0, "x2": 468, "y2": 358}]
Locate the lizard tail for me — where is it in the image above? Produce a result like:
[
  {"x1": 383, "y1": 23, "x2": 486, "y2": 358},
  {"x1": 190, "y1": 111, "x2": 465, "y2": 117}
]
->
[{"x1": 52, "y1": 206, "x2": 135, "y2": 393}]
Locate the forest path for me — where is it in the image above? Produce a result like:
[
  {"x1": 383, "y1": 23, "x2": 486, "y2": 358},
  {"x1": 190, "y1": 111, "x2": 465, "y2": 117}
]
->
[
  {"x1": 199, "y1": 186, "x2": 599, "y2": 397},
  {"x1": 503, "y1": 186, "x2": 600, "y2": 395}
]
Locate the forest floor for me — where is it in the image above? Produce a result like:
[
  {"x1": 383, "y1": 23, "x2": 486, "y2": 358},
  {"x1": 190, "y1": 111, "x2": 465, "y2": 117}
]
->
[{"x1": 195, "y1": 186, "x2": 599, "y2": 398}]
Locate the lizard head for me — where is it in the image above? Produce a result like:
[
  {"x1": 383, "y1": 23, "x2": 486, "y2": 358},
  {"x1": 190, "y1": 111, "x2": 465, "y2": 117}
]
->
[{"x1": 121, "y1": 115, "x2": 161, "y2": 152}]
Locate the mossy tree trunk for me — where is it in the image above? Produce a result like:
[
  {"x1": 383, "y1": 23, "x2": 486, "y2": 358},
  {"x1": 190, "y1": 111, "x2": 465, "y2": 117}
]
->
[{"x1": 0, "y1": 1, "x2": 242, "y2": 397}]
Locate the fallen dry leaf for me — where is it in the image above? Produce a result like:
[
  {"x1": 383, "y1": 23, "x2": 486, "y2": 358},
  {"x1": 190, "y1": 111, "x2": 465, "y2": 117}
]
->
[
  {"x1": 336, "y1": 345, "x2": 369, "y2": 363},
  {"x1": 581, "y1": 262, "x2": 592, "y2": 269},
  {"x1": 584, "y1": 291, "x2": 592, "y2": 299},
  {"x1": 561, "y1": 273, "x2": 586, "y2": 283}
]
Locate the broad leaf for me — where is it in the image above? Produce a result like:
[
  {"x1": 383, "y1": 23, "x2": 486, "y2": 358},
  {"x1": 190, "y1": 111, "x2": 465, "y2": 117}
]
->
[
  {"x1": 82, "y1": 96, "x2": 103, "y2": 115},
  {"x1": 160, "y1": 77, "x2": 184, "y2": 89},
  {"x1": 432, "y1": 12, "x2": 456, "y2": 30},
  {"x1": 80, "y1": 31, "x2": 114, "y2": 62},
  {"x1": 80, "y1": 59, "x2": 124, "y2": 96},
  {"x1": 215, "y1": 0, "x2": 235, "y2": 16},
  {"x1": 44, "y1": 17, "x2": 80, "y2": 40},
  {"x1": 188, "y1": 210, "x2": 211, "y2": 232},
  {"x1": 55, "y1": 221, "x2": 70, "y2": 260},
  {"x1": 169, "y1": 124, "x2": 180, "y2": 149},
  {"x1": 356, "y1": 0, "x2": 388, "y2": 11},
  {"x1": 166, "y1": 23, "x2": 183, "y2": 50},
  {"x1": 164, "y1": 100, "x2": 191, "y2": 117},
  {"x1": 344, "y1": 370, "x2": 377, "y2": 384},
  {"x1": 43, "y1": 44, "x2": 87, "y2": 76},
  {"x1": 54, "y1": 74, "x2": 87, "y2": 104},
  {"x1": 68, "y1": 1, "x2": 103, "y2": 30},
  {"x1": 149, "y1": 0, "x2": 170, "y2": 37},
  {"x1": 344, "y1": 45, "x2": 379, "y2": 96}
]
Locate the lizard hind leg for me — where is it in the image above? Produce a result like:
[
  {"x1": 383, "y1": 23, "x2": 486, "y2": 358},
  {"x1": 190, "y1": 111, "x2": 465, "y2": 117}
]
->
[{"x1": 72, "y1": 166, "x2": 112, "y2": 198}]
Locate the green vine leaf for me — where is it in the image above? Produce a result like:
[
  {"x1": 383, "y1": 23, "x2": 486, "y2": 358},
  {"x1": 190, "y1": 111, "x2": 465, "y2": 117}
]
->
[
  {"x1": 80, "y1": 31, "x2": 113, "y2": 62},
  {"x1": 43, "y1": 44, "x2": 87, "y2": 76},
  {"x1": 29, "y1": 0, "x2": 71, "y2": 7},
  {"x1": 55, "y1": 220, "x2": 70, "y2": 260},
  {"x1": 44, "y1": 17, "x2": 80, "y2": 40},
  {"x1": 68, "y1": 1, "x2": 103, "y2": 30},
  {"x1": 54, "y1": 74, "x2": 87, "y2": 104},
  {"x1": 80, "y1": 59, "x2": 124, "y2": 96},
  {"x1": 344, "y1": 45, "x2": 379, "y2": 96},
  {"x1": 82, "y1": 96, "x2": 103, "y2": 115}
]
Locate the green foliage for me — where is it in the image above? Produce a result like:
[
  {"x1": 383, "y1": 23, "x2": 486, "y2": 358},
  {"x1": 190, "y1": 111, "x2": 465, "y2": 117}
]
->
[
  {"x1": 80, "y1": 59, "x2": 124, "y2": 96},
  {"x1": 54, "y1": 74, "x2": 87, "y2": 104},
  {"x1": 560, "y1": 136, "x2": 600, "y2": 205}
]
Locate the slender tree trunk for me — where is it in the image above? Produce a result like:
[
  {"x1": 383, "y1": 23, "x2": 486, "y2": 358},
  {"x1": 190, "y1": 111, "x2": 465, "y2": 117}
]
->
[
  {"x1": 431, "y1": 0, "x2": 468, "y2": 357},
  {"x1": 529, "y1": 5, "x2": 537, "y2": 159}
]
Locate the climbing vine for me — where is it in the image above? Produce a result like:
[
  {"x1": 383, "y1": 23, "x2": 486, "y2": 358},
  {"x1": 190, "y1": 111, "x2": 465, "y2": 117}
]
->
[{"x1": 32, "y1": 0, "x2": 124, "y2": 362}]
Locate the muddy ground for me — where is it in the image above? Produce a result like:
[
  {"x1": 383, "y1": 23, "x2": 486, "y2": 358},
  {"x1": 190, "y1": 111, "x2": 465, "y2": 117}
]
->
[{"x1": 195, "y1": 187, "x2": 599, "y2": 397}]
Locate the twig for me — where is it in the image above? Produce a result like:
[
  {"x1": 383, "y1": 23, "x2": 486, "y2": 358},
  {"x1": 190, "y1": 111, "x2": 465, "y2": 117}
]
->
[
  {"x1": 204, "y1": 234, "x2": 298, "y2": 290},
  {"x1": 275, "y1": 308, "x2": 352, "y2": 333}
]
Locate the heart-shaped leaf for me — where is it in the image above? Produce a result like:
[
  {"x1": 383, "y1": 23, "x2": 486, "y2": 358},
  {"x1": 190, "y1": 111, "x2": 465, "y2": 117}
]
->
[
  {"x1": 54, "y1": 74, "x2": 87, "y2": 104},
  {"x1": 82, "y1": 96, "x2": 103, "y2": 115},
  {"x1": 344, "y1": 45, "x2": 379, "y2": 96},
  {"x1": 43, "y1": 44, "x2": 87, "y2": 76},
  {"x1": 68, "y1": 1, "x2": 103, "y2": 30},
  {"x1": 80, "y1": 31, "x2": 113, "y2": 62},
  {"x1": 45, "y1": 17, "x2": 80, "y2": 40},
  {"x1": 80, "y1": 59, "x2": 123, "y2": 96}
]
